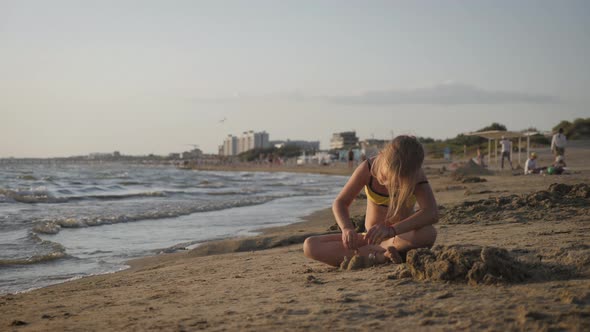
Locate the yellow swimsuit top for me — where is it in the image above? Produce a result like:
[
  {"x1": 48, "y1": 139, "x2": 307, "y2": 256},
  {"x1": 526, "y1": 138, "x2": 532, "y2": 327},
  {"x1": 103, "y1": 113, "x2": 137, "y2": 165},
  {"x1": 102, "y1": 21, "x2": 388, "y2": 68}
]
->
[{"x1": 364, "y1": 158, "x2": 427, "y2": 208}]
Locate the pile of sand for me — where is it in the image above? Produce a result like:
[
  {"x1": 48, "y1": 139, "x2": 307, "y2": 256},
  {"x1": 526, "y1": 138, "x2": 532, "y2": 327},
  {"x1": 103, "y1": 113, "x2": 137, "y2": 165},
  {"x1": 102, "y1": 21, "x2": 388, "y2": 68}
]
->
[
  {"x1": 440, "y1": 183, "x2": 590, "y2": 224},
  {"x1": 388, "y1": 245, "x2": 535, "y2": 285},
  {"x1": 451, "y1": 159, "x2": 493, "y2": 179},
  {"x1": 388, "y1": 244, "x2": 589, "y2": 285}
]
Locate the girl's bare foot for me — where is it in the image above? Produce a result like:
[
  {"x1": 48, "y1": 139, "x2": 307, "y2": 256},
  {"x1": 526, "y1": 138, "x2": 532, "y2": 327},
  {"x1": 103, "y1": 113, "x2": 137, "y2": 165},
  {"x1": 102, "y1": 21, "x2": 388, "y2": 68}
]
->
[{"x1": 385, "y1": 246, "x2": 403, "y2": 264}]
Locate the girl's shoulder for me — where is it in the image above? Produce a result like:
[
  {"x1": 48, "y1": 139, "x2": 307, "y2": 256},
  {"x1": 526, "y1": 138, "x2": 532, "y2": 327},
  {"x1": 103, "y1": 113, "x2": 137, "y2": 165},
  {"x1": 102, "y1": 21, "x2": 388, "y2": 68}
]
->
[
  {"x1": 416, "y1": 168, "x2": 428, "y2": 181},
  {"x1": 366, "y1": 156, "x2": 378, "y2": 167}
]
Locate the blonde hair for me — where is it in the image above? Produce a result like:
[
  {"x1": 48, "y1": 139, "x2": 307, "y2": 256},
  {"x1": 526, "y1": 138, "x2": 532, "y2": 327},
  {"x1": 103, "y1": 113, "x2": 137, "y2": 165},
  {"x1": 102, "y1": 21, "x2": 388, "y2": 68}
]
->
[{"x1": 371, "y1": 135, "x2": 424, "y2": 222}]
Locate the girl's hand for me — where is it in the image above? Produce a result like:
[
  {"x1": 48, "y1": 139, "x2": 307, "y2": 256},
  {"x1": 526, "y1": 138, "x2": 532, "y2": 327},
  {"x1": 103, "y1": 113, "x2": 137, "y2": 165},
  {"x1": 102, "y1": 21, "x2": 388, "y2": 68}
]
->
[
  {"x1": 365, "y1": 224, "x2": 395, "y2": 245},
  {"x1": 341, "y1": 228, "x2": 359, "y2": 250}
]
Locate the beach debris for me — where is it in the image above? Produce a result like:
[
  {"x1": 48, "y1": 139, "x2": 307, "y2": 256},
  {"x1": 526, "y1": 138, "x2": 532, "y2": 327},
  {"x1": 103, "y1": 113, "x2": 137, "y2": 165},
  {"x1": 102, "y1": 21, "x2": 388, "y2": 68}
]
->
[
  {"x1": 301, "y1": 267, "x2": 313, "y2": 274},
  {"x1": 420, "y1": 319, "x2": 436, "y2": 326},
  {"x1": 433, "y1": 291, "x2": 454, "y2": 299},
  {"x1": 438, "y1": 185, "x2": 466, "y2": 192},
  {"x1": 459, "y1": 176, "x2": 487, "y2": 183},
  {"x1": 388, "y1": 245, "x2": 533, "y2": 285},
  {"x1": 440, "y1": 183, "x2": 590, "y2": 225},
  {"x1": 10, "y1": 320, "x2": 28, "y2": 326},
  {"x1": 306, "y1": 275, "x2": 325, "y2": 284},
  {"x1": 339, "y1": 294, "x2": 358, "y2": 303}
]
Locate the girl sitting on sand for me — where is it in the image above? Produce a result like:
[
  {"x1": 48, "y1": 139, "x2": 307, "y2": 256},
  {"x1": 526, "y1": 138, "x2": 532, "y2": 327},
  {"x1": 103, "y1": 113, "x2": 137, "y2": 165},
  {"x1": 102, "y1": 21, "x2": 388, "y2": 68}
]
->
[{"x1": 304, "y1": 135, "x2": 438, "y2": 267}]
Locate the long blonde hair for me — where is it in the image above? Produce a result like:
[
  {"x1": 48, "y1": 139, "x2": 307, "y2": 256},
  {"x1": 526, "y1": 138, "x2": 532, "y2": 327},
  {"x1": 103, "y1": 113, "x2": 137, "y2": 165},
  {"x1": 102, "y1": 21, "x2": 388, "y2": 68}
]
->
[{"x1": 371, "y1": 135, "x2": 424, "y2": 222}]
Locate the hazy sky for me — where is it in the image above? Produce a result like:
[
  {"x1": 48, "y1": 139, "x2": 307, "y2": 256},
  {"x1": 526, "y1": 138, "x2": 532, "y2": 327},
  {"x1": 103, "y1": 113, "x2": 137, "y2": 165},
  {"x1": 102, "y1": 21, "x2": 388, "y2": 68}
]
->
[{"x1": 1, "y1": 0, "x2": 589, "y2": 157}]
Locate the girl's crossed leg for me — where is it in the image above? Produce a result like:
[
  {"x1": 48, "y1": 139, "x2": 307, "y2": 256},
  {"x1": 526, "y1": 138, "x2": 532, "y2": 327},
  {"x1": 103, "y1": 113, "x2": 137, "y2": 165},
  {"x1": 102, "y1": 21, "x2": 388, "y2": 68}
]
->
[{"x1": 303, "y1": 225, "x2": 437, "y2": 267}]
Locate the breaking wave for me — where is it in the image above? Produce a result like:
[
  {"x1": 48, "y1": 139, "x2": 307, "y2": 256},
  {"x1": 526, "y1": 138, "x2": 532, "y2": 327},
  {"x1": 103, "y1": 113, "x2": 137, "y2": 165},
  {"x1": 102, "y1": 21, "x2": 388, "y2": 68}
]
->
[
  {"x1": 31, "y1": 193, "x2": 298, "y2": 235},
  {"x1": 0, "y1": 187, "x2": 64, "y2": 204},
  {"x1": 0, "y1": 234, "x2": 67, "y2": 266},
  {"x1": 0, "y1": 188, "x2": 167, "y2": 204}
]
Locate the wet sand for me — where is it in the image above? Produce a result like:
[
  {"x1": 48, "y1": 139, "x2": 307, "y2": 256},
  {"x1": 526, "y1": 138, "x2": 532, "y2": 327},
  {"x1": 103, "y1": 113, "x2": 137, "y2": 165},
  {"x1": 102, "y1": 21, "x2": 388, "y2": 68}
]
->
[{"x1": 1, "y1": 143, "x2": 590, "y2": 331}]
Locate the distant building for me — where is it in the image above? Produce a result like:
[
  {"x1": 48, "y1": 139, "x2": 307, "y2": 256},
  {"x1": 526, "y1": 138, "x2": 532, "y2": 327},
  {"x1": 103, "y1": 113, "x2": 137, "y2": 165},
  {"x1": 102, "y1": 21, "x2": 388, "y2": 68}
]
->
[
  {"x1": 239, "y1": 130, "x2": 269, "y2": 153},
  {"x1": 330, "y1": 131, "x2": 359, "y2": 150},
  {"x1": 223, "y1": 135, "x2": 238, "y2": 156},
  {"x1": 221, "y1": 131, "x2": 270, "y2": 156},
  {"x1": 256, "y1": 131, "x2": 270, "y2": 150}
]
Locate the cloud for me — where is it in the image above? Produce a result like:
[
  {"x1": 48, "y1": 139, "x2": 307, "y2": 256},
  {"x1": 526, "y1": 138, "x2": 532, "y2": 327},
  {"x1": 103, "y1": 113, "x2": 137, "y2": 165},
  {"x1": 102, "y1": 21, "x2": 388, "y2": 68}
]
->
[
  {"x1": 188, "y1": 82, "x2": 560, "y2": 106},
  {"x1": 188, "y1": 90, "x2": 308, "y2": 104},
  {"x1": 323, "y1": 82, "x2": 560, "y2": 105}
]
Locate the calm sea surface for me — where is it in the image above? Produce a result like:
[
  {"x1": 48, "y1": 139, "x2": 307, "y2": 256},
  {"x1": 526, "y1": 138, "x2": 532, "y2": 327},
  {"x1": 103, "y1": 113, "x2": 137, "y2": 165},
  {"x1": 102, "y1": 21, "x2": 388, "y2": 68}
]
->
[{"x1": 0, "y1": 163, "x2": 346, "y2": 294}]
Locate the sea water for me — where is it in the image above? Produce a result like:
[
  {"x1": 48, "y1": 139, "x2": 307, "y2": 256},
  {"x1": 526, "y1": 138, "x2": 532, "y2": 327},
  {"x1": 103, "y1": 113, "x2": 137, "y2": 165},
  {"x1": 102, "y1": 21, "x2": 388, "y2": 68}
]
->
[{"x1": 0, "y1": 163, "x2": 346, "y2": 294}]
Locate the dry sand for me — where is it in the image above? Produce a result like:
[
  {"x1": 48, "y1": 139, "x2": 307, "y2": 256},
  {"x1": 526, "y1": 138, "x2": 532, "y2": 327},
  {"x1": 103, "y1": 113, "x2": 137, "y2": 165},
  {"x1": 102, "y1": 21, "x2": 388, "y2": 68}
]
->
[{"x1": 1, "y1": 143, "x2": 590, "y2": 331}]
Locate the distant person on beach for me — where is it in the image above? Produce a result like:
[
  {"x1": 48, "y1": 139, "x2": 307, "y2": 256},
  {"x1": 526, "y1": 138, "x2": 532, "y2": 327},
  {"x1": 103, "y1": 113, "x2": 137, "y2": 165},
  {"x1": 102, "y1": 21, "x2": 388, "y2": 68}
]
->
[
  {"x1": 551, "y1": 128, "x2": 567, "y2": 157},
  {"x1": 499, "y1": 136, "x2": 513, "y2": 170},
  {"x1": 524, "y1": 152, "x2": 546, "y2": 174},
  {"x1": 550, "y1": 155, "x2": 567, "y2": 175},
  {"x1": 475, "y1": 148, "x2": 486, "y2": 168},
  {"x1": 348, "y1": 149, "x2": 355, "y2": 169},
  {"x1": 304, "y1": 136, "x2": 438, "y2": 267}
]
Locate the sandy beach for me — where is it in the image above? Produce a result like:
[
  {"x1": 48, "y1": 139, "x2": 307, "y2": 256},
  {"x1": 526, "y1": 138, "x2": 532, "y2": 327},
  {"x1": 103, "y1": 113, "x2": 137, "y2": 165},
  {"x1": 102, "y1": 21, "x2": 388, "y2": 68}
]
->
[{"x1": 1, "y1": 143, "x2": 590, "y2": 331}]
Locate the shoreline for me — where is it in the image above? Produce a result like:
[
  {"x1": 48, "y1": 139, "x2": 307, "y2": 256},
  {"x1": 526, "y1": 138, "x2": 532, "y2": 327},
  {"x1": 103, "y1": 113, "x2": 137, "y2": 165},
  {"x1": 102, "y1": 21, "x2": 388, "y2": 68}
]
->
[
  {"x1": 185, "y1": 163, "x2": 357, "y2": 176},
  {"x1": 125, "y1": 201, "x2": 358, "y2": 272}
]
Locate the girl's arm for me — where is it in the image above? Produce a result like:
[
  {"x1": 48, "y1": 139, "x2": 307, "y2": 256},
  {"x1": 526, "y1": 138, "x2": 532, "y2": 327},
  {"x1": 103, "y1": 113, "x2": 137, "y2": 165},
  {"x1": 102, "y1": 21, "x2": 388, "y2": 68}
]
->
[
  {"x1": 390, "y1": 169, "x2": 439, "y2": 236},
  {"x1": 332, "y1": 161, "x2": 370, "y2": 249},
  {"x1": 332, "y1": 160, "x2": 370, "y2": 230}
]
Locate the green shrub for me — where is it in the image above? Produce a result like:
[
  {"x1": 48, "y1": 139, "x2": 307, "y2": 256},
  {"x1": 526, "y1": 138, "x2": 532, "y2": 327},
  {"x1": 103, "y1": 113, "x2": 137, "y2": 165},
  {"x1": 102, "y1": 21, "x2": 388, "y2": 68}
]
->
[{"x1": 553, "y1": 118, "x2": 590, "y2": 139}]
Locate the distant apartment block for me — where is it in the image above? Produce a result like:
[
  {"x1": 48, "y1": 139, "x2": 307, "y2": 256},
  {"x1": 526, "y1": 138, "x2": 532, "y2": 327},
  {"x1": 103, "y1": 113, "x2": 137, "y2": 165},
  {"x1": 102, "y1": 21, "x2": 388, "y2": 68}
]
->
[
  {"x1": 223, "y1": 135, "x2": 238, "y2": 156},
  {"x1": 330, "y1": 131, "x2": 359, "y2": 150},
  {"x1": 221, "y1": 131, "x2": 270, "y2": 156}
]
